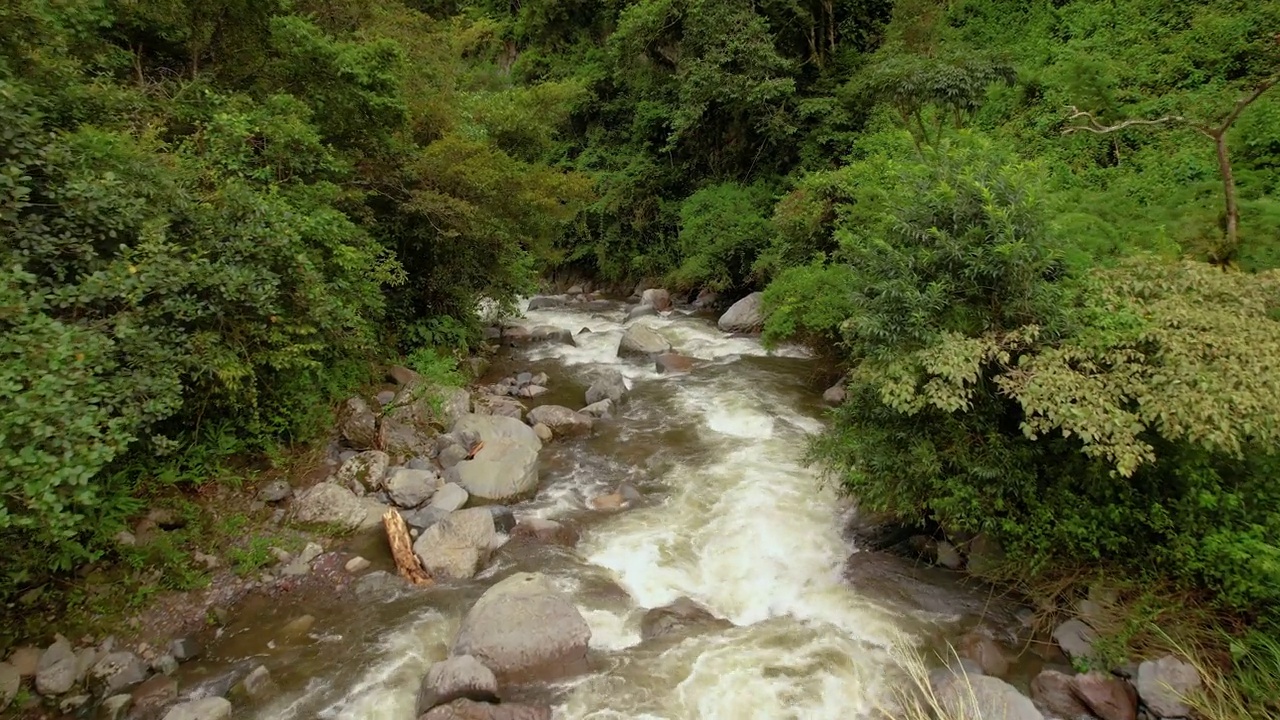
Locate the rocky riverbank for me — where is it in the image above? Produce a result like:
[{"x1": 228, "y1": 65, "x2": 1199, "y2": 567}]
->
[{"x1": 1, "y1": 286, "x2": 1209, "y2": 720}]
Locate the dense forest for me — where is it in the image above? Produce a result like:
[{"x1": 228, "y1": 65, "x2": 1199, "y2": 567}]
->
[{"x1": 3, "y1": 0, "x2": 1279, "y2": 714}]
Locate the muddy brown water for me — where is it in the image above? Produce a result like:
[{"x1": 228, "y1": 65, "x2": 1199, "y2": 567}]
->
[{"x1": 170, "y1": 300, "x2": 1042, "y2": 720}]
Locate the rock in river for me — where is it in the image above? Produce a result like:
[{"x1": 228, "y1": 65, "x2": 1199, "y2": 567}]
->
[
  {"x1": 716, "y1": 292, "x2": 764, "y2": 333},
  {"x1": 385, "y1": 467, "x2": 441, "y2": 508},
  {"x1": 161, "y1": 697, "x2": 232, "y2": 720},
  {"x1": 640, "y1": 597, "x2": 732, "y2": 642},
  {"x1": 445, "y1": 415, "x2": 542, "y2": 504},
  {"x1": 415, "y1": 655, "x2": 498, "y2": 716},
  {"x1": 335, "y1": 450, "x2": 389, "y2": 495},
  {"x1": 452, "y1": 572, "x2": 591, "y2": 682},
  {"x1": 935, "y1": 674, "x2": 1044, "y2": 720},
  {"x1": 617, "y1": 322, "x2": 672, "y2": 359},
  {"x1": 526, "y1": 405, "x2": 594, "y2": 438},
  {"x1": 585, "y1": 369, "x2": 627, "y2": 406},
  {"x1": 420, "y1": 699, "x2": 551, "y2": 720},
  {"x1": 413, "y1": 508, "x2": 498, "y2": 580}
]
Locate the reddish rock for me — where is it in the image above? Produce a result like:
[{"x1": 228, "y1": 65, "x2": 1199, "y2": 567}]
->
[
  {"x1": 956, "y1": 631, "x2": 1011, "y2": 678},
  {"x1": 1071, "y1": 671, "x2": 1137, "y2": 720},
  {"x1": 655, "y1": 354, "x2": 695, "y2": 374}
]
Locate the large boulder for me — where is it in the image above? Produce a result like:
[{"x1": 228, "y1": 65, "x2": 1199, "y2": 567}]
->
[
  {"x1": 338, "y1": 396, "x2": 378, "y2": 449},
  {"x1": 1071, "y1": 671, "x2": 1137, "y2": 720},
  {"x1": 716, "y1": 292, "x2": 764, "y2": 333},
  {"x1": 385, "y1": 468, "x2": 442, "y2": 508},
  {"x1": 378, "y1": 417, "x2": 435, "y2": 462},
  {"x1": 451, "y1": 572, "x2": 591, "y2": 682},
  {"x1": 640, "y1": 597, "x2": 732, "y2": 642},
  {"x1": 530, "y1": 326, "x2": 576, "y2": 346},
  {"x1": 161, "y1": 698, "x2": 232, "y2": 720},
  {"x1": 641, "y1": 288, "x2": 672, "y2": 311},
  {"x1": 335, "y1": 450, "x2": 390, "y2": 495},
  {"x1": 413, "y1": 508, "x2": 499, "y2": 580},
  {"x1": 618, "y1": 323, "x2": 672, "y2": 359},
  {"x1": 88, "y1": 651, "x2": 147, "y2": 696},
  {"x1": 1052, "y1": 619, "x2": 1100, "y2": 664},
  {"x1": 473, "y1": 395, "x2": 524, "y2": 420},
  {"x1": 526, "y1": 405, "x2": 593, "y2": 438},
  {"x1": 625, "y1": 304, "x2": 658, "y2": 323},
  {"x1": 35, "y1": 637, "x2": 77, "y2": 696},
  {"x1": 1137, "y1": 656, "x2": 1201, "y2": 718},
  {"x1": 935, "y1": 674, "x2": 1044, "y2": 720},
  {"x1": 956, "y1": 631, "x2": 1010, "y2": 678},
  {"x1": 510, "y1": 518, "x2": 579, "y2": 547},
  {"x1": 445, "y1": 415, "x2": 542, "y2": 503},
  {"x1": 291, "y1": 482, "x2": 369, "y2": 532},
  {"x1": 655, "y1": 353, "x2": 695, "y2": 374},
  {"x1": 526, "y1": 296, "x2": 566, "y2": 311},
  {"x1": 579, "y1": 400, "x2": 613, "y2": 419},
  {"x1": 420, "y1": 699, "x2": 552, "y2": 720},
  {"x1": 415, "y1": 655, "x2": 498, "y2": 716},
  {"x1": 1031, "y1": 669, "x2": 1093, "y2": 720},
  {"x1": 585, "y1": 370, "x2": 627, "y2": 406},
  {"x1": 388, "y1": 381, "x2": 471, "y2": 432}
]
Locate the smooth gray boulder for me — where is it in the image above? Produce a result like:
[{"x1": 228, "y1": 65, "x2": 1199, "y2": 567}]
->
[
  {"x1": 618, "y1": 323, "x2": 672, "y2": 358},
  {"x1": 527, "y1": 296, "x2": 566, "y2": 310},
  {"x1": 431, "y1": 483, "x2": 470, "y2": 512},
  {"x1": 1137, "y1": 655, "x2": 1201, "y2": 718},
  {"x1": 452, "y1": 572, "x2": 591, "y2": 682},
  {"x1": 35, "y1": 637, "x2": 76, "y2": 696},
  {"x1": 474, "y1": 395, "x2": 524, "y2": 420},
  {"x1": 580, "y1": 399, "x2": 613, "y2": 419},
  {"x1": 530, "y1": 326, "x2": 576, "y2": 346},
  {"x1": 641, "y1": 288, "x2": 672, "y2": 311},
  {"x1": 625, "y1": 304, "x2": 658, "y2": 323},
  {"x1": 161, "y1": 697, "x2": 232, "y2": 720},
  {"x1": 290, "y1": 482, "x2": 368, "y2": 532},
  {"x1": 412, "y1": 508, "x2": 498, "y2": 580},
  {"x1": 334, "y1": 450, "x2": 389, "y2": 495},
  {"x1": 1052, "y1": 618, "x2": 1100, "y2": 663},
  {"x1": 445, "y1": 415, "x2": 542, "y2": 504},
  {"x1": 585, "y1": 370, "x2": 627, "y2": 406},
  {"x1": 935, "y1": 673, "x2": 1044, "y2": 720},
  {"x1": 716, "y1": 292, "x2": 764, "y2": 333},
  {"x1": 640, "y1": 597, "x2": 732, "y2": 642},
  {"x1": 415, "y1": 655, "x2": 498, "y2": 716},
  {"x1": 88, "y1": 651, "x2": 147, "y2": 696},
  {"x1": 526, "y1": 405, "x2": 594, "y2": 438},
  {"x1": 385, "y1": 467, "x2": 441, "y2": 508},
  {"x1": 822, "y1": 382, "x2": 846, "y2": 405}
]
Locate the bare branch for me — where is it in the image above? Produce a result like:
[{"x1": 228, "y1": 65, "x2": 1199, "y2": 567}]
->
[
  {"x1": 1217, "y1": 75, "x2": 1279, "y2": 132},
  {"x1": 1062, "y1": 106, "x2": 1191, "y2": 135}
]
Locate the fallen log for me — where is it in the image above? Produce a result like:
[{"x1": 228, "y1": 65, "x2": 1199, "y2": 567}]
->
[{"x1": 383, "y1": 508, "x2": 432, "y2": 586}]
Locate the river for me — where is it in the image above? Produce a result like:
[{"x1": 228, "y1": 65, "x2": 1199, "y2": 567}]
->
[{"x1": 177, "y1": 299, "x2": 1019, "y2": 720}]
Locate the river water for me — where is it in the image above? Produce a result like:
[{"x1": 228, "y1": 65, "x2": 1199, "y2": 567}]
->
[{"x1": 184, "y1": 300, "x2": 1015, "y2": 720}]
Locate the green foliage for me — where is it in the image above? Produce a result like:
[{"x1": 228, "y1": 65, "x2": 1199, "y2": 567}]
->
[
  {"x1": 405, "y1": 347, "x2": 465, "y2": 388},
  {"x1": 669, "y1": 181, "x2": 777, "y2": 292}
]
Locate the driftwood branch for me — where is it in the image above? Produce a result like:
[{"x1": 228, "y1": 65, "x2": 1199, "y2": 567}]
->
[{"x1": 383, "y1": 509, "x2": 432, "y2": 586}]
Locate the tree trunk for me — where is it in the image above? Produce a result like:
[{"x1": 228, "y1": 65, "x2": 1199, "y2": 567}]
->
[
  {"x1": 1213, "y1": 130, "x2": 1239, "y2": 264},
  {"x1": 383, "y1": 509, "x2": 432, "y2": 586}
]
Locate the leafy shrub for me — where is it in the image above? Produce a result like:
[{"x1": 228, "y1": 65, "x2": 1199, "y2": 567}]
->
[{"x1": 669, "y1": 181, "x2": 777, "y2": 292}]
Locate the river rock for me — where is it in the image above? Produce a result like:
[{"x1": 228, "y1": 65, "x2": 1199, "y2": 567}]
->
[
  {"x1": 530, "y1": 326, "x2": 576, "y2": 346},
  {"x1": 35, "y1": 636, "x2": 77, "y2": 696},
  {"x1": 355, "y1": 570, "x2": 410, "y2": 600},
  {"x1": 413, "y1": 508, "x2": 498, "y2": 580},
  {"x1": 532, "y1": 423, "x2": 553, "y2": 442},
  {"x1": 625, "y1": 304, "x2": 658, "y2": 322},
  {"x1": 566, "y1": 285, "x2": 584, "y2": 296},
  {"x1": 378, "y1": 417, "x2": 435, "y2": 462},
  {"x1": 431, "y1": 483, "x2": 470, "y2": 512},
  {"x1": 618, "y1": 323, "x2": 672, "y2": 359},
  {"x1": 517, "y1": 385, "x2": 548, "y2": 399},
  {"x1": 74, "y1": 647, "x2": 99, "y2": 685},
  {"x1": 1137, "y1": 655, "x2": 1200, "y2": 718},
  {"x1": 527, "y1": 296, "x2": 565, "y2": 310},
  {"x1": 415, "y1": 655, "x2": 498, "y2": 716},
  {"x1": 235, "y1": 665, "x2": 276, "y2": 701},
  {"x1": 291, "y1": 482, "x2": 368, "y2": 532},
  {"x1": 640, "y1": 597, "x2": 732, "y2": 641},
  {"x1": 1031, "y1": 669, "x2": 1092, "y2": 720},
  {"x1": 335, "y1": 451, "x2": 390, "y2": 495},
  {"x1": 167, "y1": 637, "x2": 200, "y2": 663},
  {"x1": 257, "y1": 479, "x2": 292, "y2": 503},
  {"x1": 526, "y1": 405, "x2": 593, "y2": 438},
  {"x1": 511, "y1": 518, "x2": 579, "y2": 547},
  {"x1": 822, "y1": 382, "x2": 846, "y2": 405},
  {"x1": 641, "y1": 288, "x2": 671, "y2": 311},
  {"x1": 8, "y1": 647, "x2": 40, "y2": 678},
  {"x1": 655, "y1": 353, "x2": 695, "y2": 374},
  {"x1": 585, "y1": 369, "x2": 627, "y2": 406},
  {"x1": 129, "y1": 674, "x2": 177, "y2": 718},
  {"x1": 474, "y1": 395, "x2": 524, "y2": 420},
  {"x1": 1052, "y1": 619, "x2": 1100, "y2": 663},
  {"x1": 345, "y1": 556, "x2": 371, "y2": 573},
  {"x1": 935, "y1": 540, "x2": 964, "y2": 570},
  {"x1": 0, "y1": 662, "x2": 18, "y2": 711},
  {"x1": 161, "y1": 697, "x2": 232, "y2": 720},
  {"x1": 88, "y1": 651, "x2": 147, "y2": 696},
  {"x1": 1071, "y1": 671, "x2": 1137, "y2": 720},
  {"x1": 936, "y1": 673, "x2": 1045, "y2": 720},
  {"x1": 445, "y1": 415, "x2": 542, "y2": 503},
  {"x1": 966, "y1": 532, "x2": 1006, "y2": 574},
  {"x1": 389, "y1": 365, "x2": 421, "y2": 385},
  {"x1": 339, "y1": 396, "x2": 378, "y2": 449},
  {"x1": 452, "y1": 572, "x2": 591, "y2": 682},
  {"x1": 101, "y1": 694, "x2": 131, "y2": 720},
  {"x1": 580, "y1": 399, "x2": 613, "y2": 419},
  {"x1": 716, "y1": 292, "x2": 764, "y2": 333},
  {"x1": 404, "y1": 506, "x2": 451, "y2": 532},
  {"x1": 386, "y1": 468, "x2": 441, "y2": 508},
  {"x1": 956, "y1": 631, "x2": 1010, "y2": 678},
  {"x1": 439, "y1": 444, "x2": 470, "y2": 470},
  {"x1": 420, "y1": 699, "x2": 552, "y2": 720}
]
